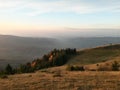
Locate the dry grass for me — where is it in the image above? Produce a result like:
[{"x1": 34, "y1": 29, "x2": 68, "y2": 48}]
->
[
  {"x1": 0, "y1": 66, "x2": 120, "y2": 90},
  {"x1": 84, "y1": 56, "x2": 120, "y2": 71},
  {"x1": 1, "y1": 45, "x2": 120, "y2": 90}
]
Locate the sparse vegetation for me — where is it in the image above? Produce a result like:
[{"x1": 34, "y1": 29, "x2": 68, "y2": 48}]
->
[
  {"x1": 67, "y1": 44, "x2": 120, "y2": 65},
  {"x1": 0, "y1": 48, "x2": 77, "y2": 75},
  {"x1": 0, "y1": 66, "x2": 120, "y2": 90},
  {"x1": 0, "y1": 45, "x2": 120, "y2": 89},
  {"x1": 5, "y1": 64, "x2": 14, "y2": 75},
  {"x1": 0, "y1": 74, "x2": 8, "y2": 79},
  {"x1": 112, "y1": 61, "x2": 120, "y2": 71},
  {"x1": 1, "y1": 44, "x2": 120, "y2": 76},
  {"x1": 66, "y1": 65, "x2": 74, "y2": 71},
  {"x1": 66, "y1": 65, "x2": 85, "y2": 71},
  {"x1": 53, "y1": 72, "x2": 62, "y2": 77},
  {"x1": 0, "y1": 71, "x2": 8, "y2": 79}
]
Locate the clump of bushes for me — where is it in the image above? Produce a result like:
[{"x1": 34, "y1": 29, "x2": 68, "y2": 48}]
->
[
  {"x1": 66, "y1": 65, "x2": 74, "y2": 71},
  {"x1": 97, "y1": 66, "x2": 110, "y2": 71},
  {"x1": 0, "y1": 71, "x2": 8, "y2": 79},
  {"x1": 97, "y1": 61, "x2": 120, "y2": 71},
  {"x1": 112, "y1": 61, "x2": 120, "y2": 71},
  {"x1": 66, "y1": 65, "x2": 85, "y2": 71},
  {"x1": 0, "y1": 75, "x2": 8, "y2": 79},
  {"x1": 0, "y1": 64, "x2": 15, "y2": 78},
  {"x1": 53, "y1": 70, "x2": 62, "y2": 77},
  {"x1": 53, "y1": 73, "x2": 62, "y2": 77}
]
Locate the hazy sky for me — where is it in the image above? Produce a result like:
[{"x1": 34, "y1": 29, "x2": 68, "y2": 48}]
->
[{"x1": 0, "y1": 0, "x2": 120, "y2": 37}]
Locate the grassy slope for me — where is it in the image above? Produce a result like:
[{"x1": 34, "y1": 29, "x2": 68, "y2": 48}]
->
[
  {"x1": 1, "y1": 44, "x2": 120, "y2": 90},
  {"x1": 0, "y1": 66, "x2": 120, "y2": 90},
  {"x1": 67, "y1": 44, "x2": 120, "y2": 65}
]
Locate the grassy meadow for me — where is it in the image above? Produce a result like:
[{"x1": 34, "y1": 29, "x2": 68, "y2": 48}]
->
[
  {"x1": 0, "y1": 44, "x2": 120, "y2": 90},
  {"x1": 0, "y1": 66, "x2": 120, "y2": 90}
]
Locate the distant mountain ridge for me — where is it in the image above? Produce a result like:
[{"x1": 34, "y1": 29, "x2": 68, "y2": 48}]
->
[
  {"x1": 0, "y1": 35, "x2": 62, "y2": 69},
  {"x1": 0, "y1": 34, "x2": 120, "y2": 68}
]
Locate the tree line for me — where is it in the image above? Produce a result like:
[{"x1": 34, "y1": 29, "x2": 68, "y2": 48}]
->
[{"x1": 0, "y1": 48, "x2": 77, "y2": 76}]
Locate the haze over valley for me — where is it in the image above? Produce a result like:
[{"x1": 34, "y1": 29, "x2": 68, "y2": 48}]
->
[
  {"x1": 1, "y1": 0, "x2": 120, "y2": 89},
  {"x1": 0, "y1": 34, "x2": 120, "y2": 69}
]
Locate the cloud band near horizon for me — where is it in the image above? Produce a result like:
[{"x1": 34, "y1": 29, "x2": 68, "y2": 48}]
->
[{"x1": 0, "y1": 0, "x2": 120, "y2": 36}]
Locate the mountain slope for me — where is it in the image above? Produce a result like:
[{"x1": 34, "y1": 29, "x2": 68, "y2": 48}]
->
[
  {"x1": 0, "y1": 35, "x2": 120, "y2": 68},
  {"x1": 67, "y1": 44, "x2": 120, "y2": 65},
  {"x1": 0, "y1": 66, "x2": 120, "y2": 90},
  {"x1": 1, "y1": 44, "x2": 120, "y2": 90},
  {"x1": 0, "y1": 35, "x2": 62, "y2": 68}
]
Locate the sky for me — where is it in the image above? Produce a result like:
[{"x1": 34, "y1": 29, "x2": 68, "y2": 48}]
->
[{"x1": 0, "y1": 0, "x2": 120, "y2": 37}]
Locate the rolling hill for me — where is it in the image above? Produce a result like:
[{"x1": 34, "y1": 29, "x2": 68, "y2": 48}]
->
[
  {"x1": 0, "y1": 35, "x2": 62, "y2": 68},
  {"x1": 0, "y1": 44, "x2": 120, "y2": 90},
  {"x1": 67, "y1": 44, "x2": 120, "y2": 65},
  {"x1": 0, "y1": 35, "x2": 120, "y2": 69}
]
